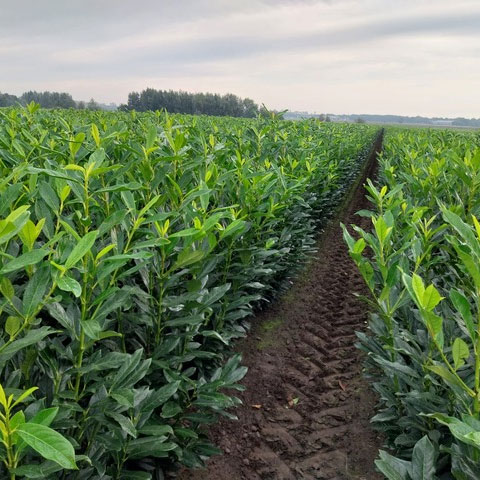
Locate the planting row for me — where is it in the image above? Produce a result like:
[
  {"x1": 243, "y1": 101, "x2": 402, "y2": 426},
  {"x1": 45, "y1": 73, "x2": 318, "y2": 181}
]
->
[
  {"x1": 344, "y1": 127, "x2": 480, "y2": 479},
  {"x1": 0, "y1": 104, "x2": 377, "y2": 479}
]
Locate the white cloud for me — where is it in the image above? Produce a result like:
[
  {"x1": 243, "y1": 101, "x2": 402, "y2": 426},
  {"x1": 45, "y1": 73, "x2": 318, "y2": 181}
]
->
[{"x1": 1, "y1": 0, "x2": 480, "y2": 116}]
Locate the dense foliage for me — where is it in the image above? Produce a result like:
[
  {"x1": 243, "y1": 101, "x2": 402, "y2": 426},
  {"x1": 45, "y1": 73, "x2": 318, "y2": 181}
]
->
[
  {"x1": 0, "y1": 92, "x2": 78, "y2": 110},
  {"x1": 121, "y1": 88, "x2": 260, "y2": 117},
  {"x1": 344, "y1": 127, "x2": 480, "y2": 479},
  {"x1": 0, "y1": 103, "x2": 376, "y2": 479}
]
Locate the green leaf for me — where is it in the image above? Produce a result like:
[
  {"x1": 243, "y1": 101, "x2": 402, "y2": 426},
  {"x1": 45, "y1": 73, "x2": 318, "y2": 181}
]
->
[
  {"x1": 102, "y1": 252, "x2": 152, "y2": 263},
  {"x1": 452, "y1": 337, "x2": 470, "y2": 370},
  {"x1": 95, "y1": 243, "x2": 116, "y2": 262},
  {"x1": 220, "y1": 219, "x2": 247, "y2": 239},
  {"x1": 427, "y1": 364, "x2": 472, "y2": 395},
  {"x1": 16, "y1": 406, "x2": 61, "y2": 454},
  {"x1": 64, "y1": 165, "x2": 84, "y2": 173},
  {"x1": 10, "y1": 410, "x2": 26, "y2": 430},
  {"x1": 27, "y1": 167, "x2": 82, "y2": 184},
  {"x1": 174, "y1": 427, "x2": 198, "y2": 440},
  {"x1": 146, "y1": 124, "x2": 157, "y2": 150},
  {"x1": 109, "y1": 388, "x2": 134, "y2": 407},
  {"x1": 0, "y1": 221, "x2": 17, "y2": 245},
  {"x1": 0, "y1": 249, "x2": 49, "y2": 274},
  {"x1": 19, "y1": 220, "x2": 41, "y2": 250},
  {"x1": 0, "y1": 384, "x2": 7, "y2": 408},
  {"x1": 57, "y1": 276, "x2": 82, "y2": 298},
  {"x1": 12, "y1": 386, "x2": 38, "y2": 407},
  {"x1": 97, "y1": 330, "x2": 122, "y2": 340},
  {"x1": 98, "y1": 209, "x2": 127, "y2": 236},
  {"x1": 140, "y1": 381, "x2": 181, "y2": 413},
  {"x1": 12, "y1": 463, "x2": 63, "y2": 479},
  {"x1": 172, "y1": 248, "x2": 204, "y2": 270},
  {"x1": 161, "y1": 401, "x2": 182, "y2": 418},
  {"x1": 39, "y1": 182, "x2": 59, "y2": 213},
  {"x1": 450, "y1": 289, "x2": 475, "y2": 341},
  {"x1": 443, "y1": 208, "x2": 480, "y2": 257},
  {"x1": 373, "y1": 215, "x2": 393, "y2": 245},
  {"x1": 411, "y1": 273, "x2": 425, "y2": 306},
  {"x1": 169, "y1": 228, "x2": 198, "y2": 238},
  {"x1": 5, "y1": 316, "x2": 21, "y2": 338},
  {"x1": 455, "y1": 246, "x2": 480, "y2": 291},
  {"x1": 203, "y1": 284, "x2": 231, "y2": 306},
  {"x1": 29, "y1": 407, "x2": 59, "y2": 427},
  {"x1": 375, "y1": 450, "x2": 410, "y2": 480},
  {"x1": 0, "y1": 277, "x2": 14, "y2": 299},
  {"x1": 138, "y1": 425, "x2": 173, "y2": 436},
  {"x1": 423, "y1": 284, "x2": 443, "y2": 311},
  {"x1": 353, "y1": 238, "x2": 366, "y2": 254},
  {"x1": 64, "y1": 230, "x2": 98, "y2": 269},
  {"x1": 411, "y1": 436, "x2": 436, "y2": 479},
  {"x1": 6, "y1": 205, "x2": 30, "y2": 223},
  {"x1": 428, "y1": 413, "x2": 480, "y2": 448},
  {"x1": 91, "y1": 124, "x2": 101, "y2": 147},
  {"x1": 23, "y1": 266, "x2": 50, "y2": 317},
  {"x1": 59, "y1": 185, "x2": 71, "y2": 203},
  {"x1": 423, "y1": 311, "x2": 444, "y2": 350},
  {"x1": 0, "y1": 327, "x2": 54, "y2": 361},
  {"x1": 110, "y1": 349, "x2": 151, "y2": 390},
  {"x1": 106, "y1": 411, "x2": 137, "y2": 438},
  {"x1": 126, "y1": 437, "x2": 176, "y2": 459},
  {"x1": 164, "y1": 315, "x2": 205, "y2": 328},
  {"x1": 69, "y1": 132, "x2": 85, "y2": 158},
  {"x1": 95, "y1": 182, "x2": 142, "y2": 194},
  {"x1": 221, "y1": 354, "x2": 248, "y2": 385},
  {"x1": 81, "y1": 319, "x2": 102, "y2": 340},
  {"x1": 16, "y1": 423, "x2": 77, "y2": 470}
]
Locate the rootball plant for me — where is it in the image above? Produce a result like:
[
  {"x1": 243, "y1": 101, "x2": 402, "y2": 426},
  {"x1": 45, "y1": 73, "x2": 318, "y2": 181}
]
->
[
  {"x1": 344, "y1": 127, "x2": 480, "y2": 479},
  {"x1": 0, "y1": 103, "x2": 376, "y2": 478}
]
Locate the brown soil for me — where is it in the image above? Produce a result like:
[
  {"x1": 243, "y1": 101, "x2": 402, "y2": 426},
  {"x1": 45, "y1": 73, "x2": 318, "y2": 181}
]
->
[{"x1": 176, "y1": 133, "x2": 384, "y2": 480}]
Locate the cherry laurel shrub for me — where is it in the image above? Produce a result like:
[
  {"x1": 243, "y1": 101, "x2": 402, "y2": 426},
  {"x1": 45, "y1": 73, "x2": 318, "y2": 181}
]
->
[
  {"x1": 344, "y1": 128, "x2": 480, "y2": 479},
  {"x1": 0, "y1": 103, "x2": 376, "y2": 478}
]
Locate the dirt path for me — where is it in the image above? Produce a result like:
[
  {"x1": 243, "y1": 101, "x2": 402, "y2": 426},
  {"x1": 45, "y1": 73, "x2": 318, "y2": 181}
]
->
[{"x1": 177, "y1": 133, "x2": 384, "y2": 480}]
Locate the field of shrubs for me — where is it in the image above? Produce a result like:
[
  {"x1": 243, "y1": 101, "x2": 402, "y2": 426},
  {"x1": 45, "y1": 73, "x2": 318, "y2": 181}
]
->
[
  {"x1": 0, "y1": 103, "x2": 376, "y2": 479},
  {"x1": 344, "y1": 127, "x2": 480, "y2": 479}
]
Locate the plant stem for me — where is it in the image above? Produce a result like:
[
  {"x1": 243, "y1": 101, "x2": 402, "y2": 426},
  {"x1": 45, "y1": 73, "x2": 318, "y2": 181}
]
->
[
  {"x1": 155, "y1": 249, "x2": 166, "y2": 345},
  {"x1": 74, "y1": 329, "x2": 85, "y2": 401},
  {"x1": 4, "y1": 407, "x2": 16, "y2": 479}
]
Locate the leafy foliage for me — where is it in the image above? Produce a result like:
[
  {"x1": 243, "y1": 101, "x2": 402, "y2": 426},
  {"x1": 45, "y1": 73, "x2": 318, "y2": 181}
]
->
[
  {"x1": 0, "y1": 104, "x2": 376, "y2": 477},
  {"x1": 344, "y1": 127, "x2": 480, "y2": 479}
]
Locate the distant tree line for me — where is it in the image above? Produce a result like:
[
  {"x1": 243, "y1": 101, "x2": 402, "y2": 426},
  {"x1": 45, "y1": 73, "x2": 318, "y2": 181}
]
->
[
  {"x1": 0, "y1": 91, "x2": 101, "y2": 110},
  {"x1": 331, "y1": 114, "x2": 480, "y2": 127},
  {"x1": 452, "y1": 118, "x2": 480, "y2": 127},
  {"x1": 119, "y1": 88, "x2": 260, "y2": 117},
  {"x1": 0, "y1": 93, "x2": 18, "y2": 107}
]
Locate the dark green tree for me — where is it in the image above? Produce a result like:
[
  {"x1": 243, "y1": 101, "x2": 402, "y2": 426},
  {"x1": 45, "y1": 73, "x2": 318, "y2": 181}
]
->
[{"x1": 124, "y1": 88, "x2": 260, "y2": 117}]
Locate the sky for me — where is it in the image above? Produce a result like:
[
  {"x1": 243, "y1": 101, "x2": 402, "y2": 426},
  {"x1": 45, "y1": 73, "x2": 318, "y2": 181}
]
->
[{"x1": 1, "y1": 0, "x2": 480, "y2": 117}]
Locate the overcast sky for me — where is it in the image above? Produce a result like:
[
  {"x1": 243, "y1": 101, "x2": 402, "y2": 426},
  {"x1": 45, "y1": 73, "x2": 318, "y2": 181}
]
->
[{"x1": 2, "y1": 0, "x2": 479, "y2": 117}]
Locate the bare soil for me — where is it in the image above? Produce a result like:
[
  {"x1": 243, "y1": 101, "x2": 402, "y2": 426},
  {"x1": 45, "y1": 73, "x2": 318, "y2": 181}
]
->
[{"x1": 177, "y1": 134, "x2": 384, "y2": 480}]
